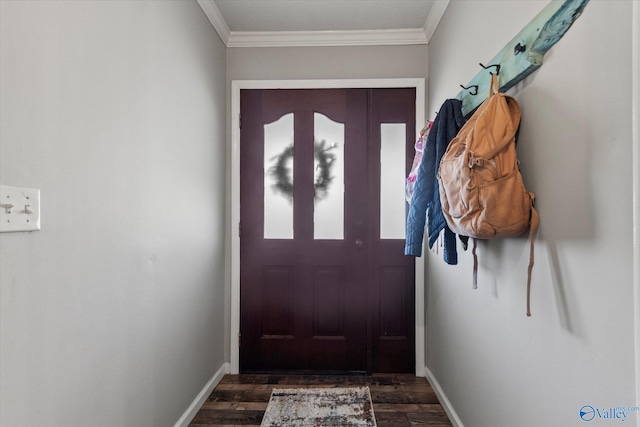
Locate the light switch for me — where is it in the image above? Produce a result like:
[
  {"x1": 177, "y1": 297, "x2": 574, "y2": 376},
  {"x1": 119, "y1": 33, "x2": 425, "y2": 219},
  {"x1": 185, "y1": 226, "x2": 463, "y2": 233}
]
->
[{"x1": 0, "y1": 185, "x2": 40, "y2": 232}]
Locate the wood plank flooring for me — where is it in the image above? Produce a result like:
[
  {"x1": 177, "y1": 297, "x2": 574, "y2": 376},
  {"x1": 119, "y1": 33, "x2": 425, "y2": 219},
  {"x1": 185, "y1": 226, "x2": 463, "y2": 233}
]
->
[{"x1": 189, "y1": 374, "x2": 453, "y2": 427}]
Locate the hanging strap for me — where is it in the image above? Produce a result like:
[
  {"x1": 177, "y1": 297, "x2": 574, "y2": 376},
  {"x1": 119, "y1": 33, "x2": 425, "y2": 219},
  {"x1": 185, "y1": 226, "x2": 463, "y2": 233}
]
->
[
  {"x1": 471, "y1": 205, "x2": 538, "y2": 316},
  {"x1": 489, "y1": 72, "x2": 499, "y2": 97},
  {"x1": 526, "y1": 206, "x2": 539, "y2": 317},
  {"x1": 472, "y1": 238, "x2": 478, "y2": 290}
]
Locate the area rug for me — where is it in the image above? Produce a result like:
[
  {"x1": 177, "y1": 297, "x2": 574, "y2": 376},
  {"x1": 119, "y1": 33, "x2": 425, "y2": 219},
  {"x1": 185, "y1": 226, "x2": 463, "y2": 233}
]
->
[{"x1": 260, "y1": 387, "x2": 377, "y2": 427}]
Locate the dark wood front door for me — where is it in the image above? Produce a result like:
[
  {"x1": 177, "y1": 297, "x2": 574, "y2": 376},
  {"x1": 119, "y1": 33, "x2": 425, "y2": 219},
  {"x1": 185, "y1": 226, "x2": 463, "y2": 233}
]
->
[{"x1": 240, "y1": 88, "x2": 415, "y2": 374}]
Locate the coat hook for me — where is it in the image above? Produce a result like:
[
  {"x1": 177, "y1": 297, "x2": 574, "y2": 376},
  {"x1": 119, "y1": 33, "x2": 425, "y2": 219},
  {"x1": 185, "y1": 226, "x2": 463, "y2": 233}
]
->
[
  {"x1": 514, "y1": 42, "x2": 526, "y2": 55},
  {"x1": 460, "y1": 84, "x2": 478, "y2": 96},
  {"x1": 479, "y1": 62, "x2": 501, "y2": 75}
]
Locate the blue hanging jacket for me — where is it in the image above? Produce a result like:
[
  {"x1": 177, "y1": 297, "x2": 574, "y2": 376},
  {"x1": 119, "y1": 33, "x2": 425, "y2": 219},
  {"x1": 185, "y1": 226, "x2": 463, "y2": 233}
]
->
[{"x1": 404, "y1": 99, "x2": 466, "y2": 264}]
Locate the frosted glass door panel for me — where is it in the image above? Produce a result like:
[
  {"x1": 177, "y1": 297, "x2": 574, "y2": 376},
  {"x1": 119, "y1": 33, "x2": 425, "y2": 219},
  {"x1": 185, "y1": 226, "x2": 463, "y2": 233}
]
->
[
  {"x1": 380, "y1": 123, "x2": 406, "y2": 239},
  {"x1": 313, "y1": 113, "x2": 345, "y2": 240},
  {"x1": 264, "y1": 113, "x2": 294, "y2": 239}
]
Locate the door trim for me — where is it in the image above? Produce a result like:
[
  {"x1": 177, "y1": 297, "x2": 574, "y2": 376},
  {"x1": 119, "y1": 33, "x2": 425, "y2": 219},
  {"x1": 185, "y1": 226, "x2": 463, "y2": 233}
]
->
[
  {"x1": 230, "y1": 78, "x2": 426, "y2": 375},
  {"x1": 632, "y1": 1, "x2": 640, "y2": 415}
]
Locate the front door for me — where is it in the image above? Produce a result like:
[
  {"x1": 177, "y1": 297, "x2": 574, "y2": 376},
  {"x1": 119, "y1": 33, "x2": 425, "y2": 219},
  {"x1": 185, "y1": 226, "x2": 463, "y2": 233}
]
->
[{"x1": 240, "y1": 88, "x2": 415, "y2": 373}]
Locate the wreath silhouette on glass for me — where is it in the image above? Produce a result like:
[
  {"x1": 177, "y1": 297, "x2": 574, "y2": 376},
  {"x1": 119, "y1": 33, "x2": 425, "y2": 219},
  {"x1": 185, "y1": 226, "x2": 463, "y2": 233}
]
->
[{"x1": 268, "y1": 140, "x2": 337, "y2": 202}]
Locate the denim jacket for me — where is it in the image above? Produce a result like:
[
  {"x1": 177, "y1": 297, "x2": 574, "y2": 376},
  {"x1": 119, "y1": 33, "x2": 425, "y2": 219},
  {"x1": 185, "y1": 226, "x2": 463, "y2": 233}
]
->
[{"x1": 404, "y1": 99, "x2": 466, "y2": 264}]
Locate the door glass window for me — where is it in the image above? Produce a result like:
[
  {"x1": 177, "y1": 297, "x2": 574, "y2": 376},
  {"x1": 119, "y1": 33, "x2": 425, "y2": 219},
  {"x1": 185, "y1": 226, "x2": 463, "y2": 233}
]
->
[
  {"x1": 264, "y1": 113, "x2": 294, "y2": 239},
  {"x1": 380, "y1": 123, "x2": 406, "y2": 239},
  {"x1": 313, "y1": 113, "x2": 345, "y2": 240}
]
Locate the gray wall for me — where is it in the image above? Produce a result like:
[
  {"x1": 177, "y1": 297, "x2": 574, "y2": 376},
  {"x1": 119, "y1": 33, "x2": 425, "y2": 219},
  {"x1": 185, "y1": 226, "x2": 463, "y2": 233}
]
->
[
  {"x1": 0, "y1": 1, "x2": 227, "y2": 426},
  {"x1": 227, "y1": 44, "x2": 428, "y2": 81},
  {"x1": 426, "y1": 1, "x2": 636, "y2": 426}
]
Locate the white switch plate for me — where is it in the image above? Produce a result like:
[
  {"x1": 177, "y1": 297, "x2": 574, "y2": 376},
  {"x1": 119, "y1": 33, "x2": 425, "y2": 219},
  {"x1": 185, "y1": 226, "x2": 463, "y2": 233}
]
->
[{"x1": 0, "y1": 185, "x2": 41, "y2": 232}]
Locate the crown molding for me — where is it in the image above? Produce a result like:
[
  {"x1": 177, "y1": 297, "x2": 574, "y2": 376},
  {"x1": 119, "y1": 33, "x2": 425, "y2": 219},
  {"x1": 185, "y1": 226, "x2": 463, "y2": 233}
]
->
[
  {"x1": 196, "y1": 0, "x2": 230, "y2": 45},
  {"x1": 197, "y1": 0, "x2": 449, "y2": 47},
  {"x1": 226, "y1": 28, "x2": 428, "y2": 48},
  {"x1": 423, "y1": 0, "x2": 450, "y2": 43}
]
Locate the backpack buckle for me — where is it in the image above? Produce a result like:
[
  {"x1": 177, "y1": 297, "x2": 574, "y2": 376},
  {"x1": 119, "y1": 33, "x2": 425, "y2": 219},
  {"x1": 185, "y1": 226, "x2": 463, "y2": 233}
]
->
[{"x1": 468, "y1": 154, "x2": 485, "y2": 169}]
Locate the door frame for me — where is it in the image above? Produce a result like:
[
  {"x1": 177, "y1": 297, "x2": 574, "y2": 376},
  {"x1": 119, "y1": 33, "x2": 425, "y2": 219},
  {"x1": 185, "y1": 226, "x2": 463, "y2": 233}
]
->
[{"x1": 229, "y1": 78, "x2": 426, "y2": 375}]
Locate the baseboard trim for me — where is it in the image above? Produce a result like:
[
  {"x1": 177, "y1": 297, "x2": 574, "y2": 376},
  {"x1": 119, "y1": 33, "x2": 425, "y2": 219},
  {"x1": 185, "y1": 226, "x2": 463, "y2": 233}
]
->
[
  {"x1": 424, "y1": 366, "x2": 464, "y2": 427},
  {"x1": 174, "y1": 362, "x2": 230, "y2": 427}
]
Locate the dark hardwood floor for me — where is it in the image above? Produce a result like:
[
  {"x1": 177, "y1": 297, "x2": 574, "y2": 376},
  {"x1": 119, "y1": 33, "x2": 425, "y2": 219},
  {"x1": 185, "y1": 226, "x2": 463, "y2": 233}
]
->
[{"x1": 189, "y1": 374, "x2": 453, "y2": 427}]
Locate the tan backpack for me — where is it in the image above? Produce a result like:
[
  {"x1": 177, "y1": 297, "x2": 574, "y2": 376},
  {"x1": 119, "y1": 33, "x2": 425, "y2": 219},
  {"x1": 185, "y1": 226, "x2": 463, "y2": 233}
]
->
[{"x1": 437, "y1": 73, "x2": 539, "y2": 316}]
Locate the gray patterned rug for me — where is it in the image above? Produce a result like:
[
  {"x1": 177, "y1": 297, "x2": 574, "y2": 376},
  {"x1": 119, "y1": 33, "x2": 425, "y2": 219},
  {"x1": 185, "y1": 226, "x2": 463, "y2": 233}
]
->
[{"x1": 260, "y1": 387, "x2": 377, "y2": 427}]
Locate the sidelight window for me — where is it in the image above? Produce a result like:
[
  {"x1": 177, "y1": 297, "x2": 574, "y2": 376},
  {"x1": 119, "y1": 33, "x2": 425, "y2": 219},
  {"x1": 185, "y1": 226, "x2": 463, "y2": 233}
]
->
[{"x1": 380, "y1": 123, "x2": 406, "y2": 239}]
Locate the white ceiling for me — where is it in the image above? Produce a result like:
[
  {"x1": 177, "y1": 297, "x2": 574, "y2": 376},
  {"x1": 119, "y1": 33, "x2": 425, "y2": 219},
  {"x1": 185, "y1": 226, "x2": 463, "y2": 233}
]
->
[
  {"x1": 197, "y1": 0, "x2": 450, "y2": 47},
  {"x1": 214, "y1": 0, "x2": 435, "y2": 32}
]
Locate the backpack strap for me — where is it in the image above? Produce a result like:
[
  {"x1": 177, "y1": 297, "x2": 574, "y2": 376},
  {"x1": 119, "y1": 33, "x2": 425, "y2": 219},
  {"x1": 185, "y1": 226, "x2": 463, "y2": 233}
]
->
[
  {"x1": 472, "y1": 238, "x2": 478, "y2": 289},
  {"x1": 526, "y1": 206, "x2": 539, "y2": 317},
  {"x1": 471, "y1": 205, "x2": 538, "y2": 316}
]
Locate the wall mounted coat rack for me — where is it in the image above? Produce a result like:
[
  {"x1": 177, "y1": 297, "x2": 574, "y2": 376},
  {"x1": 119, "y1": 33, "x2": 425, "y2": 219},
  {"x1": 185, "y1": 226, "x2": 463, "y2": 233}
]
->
[{"x1": 456, "y1": 0, "x2": 590, "y2": 116}]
